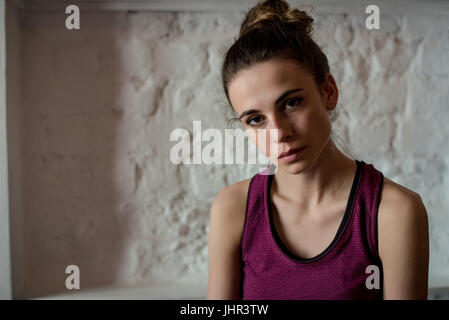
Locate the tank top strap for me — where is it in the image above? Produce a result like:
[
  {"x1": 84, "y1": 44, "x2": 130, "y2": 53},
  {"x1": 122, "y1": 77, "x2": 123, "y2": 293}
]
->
[{"x1": 356, "y1": 160, "x2": 385, "y2": 261}]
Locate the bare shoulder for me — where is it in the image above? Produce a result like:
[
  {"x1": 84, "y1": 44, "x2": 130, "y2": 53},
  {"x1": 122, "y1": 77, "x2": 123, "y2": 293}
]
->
[
  {"x1": 210, "y1": 177, "x2": 253, "y2": 223},
  {"x1": 377, "y1": 176, "x2": 429, "y2": 257},
  {"x1": 377, "y1": 177, "x2": 429, "y2": 299},
  {"x1": 378, "y1": 177, "x2": 426, "y2": 217},
  {"x1": 207, "y1": 177, "x2": 253, "y2": 299},
  {"x1": 209, "y1": 177, "x2": 253, "y2": 245}
]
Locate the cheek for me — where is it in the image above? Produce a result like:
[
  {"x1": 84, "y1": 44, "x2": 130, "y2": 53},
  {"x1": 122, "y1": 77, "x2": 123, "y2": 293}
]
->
[{"x1": 301, "y1": 104, "x2": 331, "y2": 137}]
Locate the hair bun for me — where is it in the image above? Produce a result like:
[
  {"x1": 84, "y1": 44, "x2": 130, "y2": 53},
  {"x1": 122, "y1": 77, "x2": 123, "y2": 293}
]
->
[{"x1": 239, "y1": 0, "x2": 314, "y2": 38}]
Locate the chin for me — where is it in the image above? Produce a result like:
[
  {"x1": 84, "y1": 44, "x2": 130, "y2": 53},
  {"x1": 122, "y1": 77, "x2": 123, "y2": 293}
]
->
[{"x1": 278, "y1": 161, "x2": 307, "y2": 174}]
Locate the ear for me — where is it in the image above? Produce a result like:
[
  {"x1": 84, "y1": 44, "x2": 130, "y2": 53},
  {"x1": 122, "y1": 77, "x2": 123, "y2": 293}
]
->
[{"x1": 320, "y1": 74, "x2": 339, "y2": 111}]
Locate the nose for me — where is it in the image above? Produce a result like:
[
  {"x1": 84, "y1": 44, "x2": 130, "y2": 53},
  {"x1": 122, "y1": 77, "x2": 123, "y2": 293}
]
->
[{"x1": 269, "y1": 112, "x2": 293, "y2": 143}]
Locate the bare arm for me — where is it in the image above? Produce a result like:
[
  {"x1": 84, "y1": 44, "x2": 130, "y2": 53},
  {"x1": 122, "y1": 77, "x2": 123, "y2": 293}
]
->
[
  {"x1": 206, "y1": 185, "x2": 246, "y2": 299},
  {"x1": 379, "y1": 187, "x2": 429, "y2": 300}
]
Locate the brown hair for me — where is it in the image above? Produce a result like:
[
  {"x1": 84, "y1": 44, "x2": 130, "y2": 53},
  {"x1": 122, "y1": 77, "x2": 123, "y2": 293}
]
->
[{"x1": 222, "y1": 0, "x2": 332, "y2": 127}]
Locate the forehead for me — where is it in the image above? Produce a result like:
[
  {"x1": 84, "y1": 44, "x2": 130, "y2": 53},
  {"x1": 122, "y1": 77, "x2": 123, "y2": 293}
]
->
[{"x1": 228, "y1": 59, "x2": 314, "y2": 112}]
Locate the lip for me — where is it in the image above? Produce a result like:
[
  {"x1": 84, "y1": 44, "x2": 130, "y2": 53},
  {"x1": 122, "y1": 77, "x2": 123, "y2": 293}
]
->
[
  {"x1": 278, "y1": 146, "x2": 306, "y2": 163},
  {"x1": 278, "y1": 146, "x2": 306, "y2": 159}
]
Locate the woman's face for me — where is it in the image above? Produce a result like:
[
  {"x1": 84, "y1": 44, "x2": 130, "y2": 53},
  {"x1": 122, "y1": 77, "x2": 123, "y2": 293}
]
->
[{"x1": 227, "y1": 58, "x2": 338, "y2": 173}]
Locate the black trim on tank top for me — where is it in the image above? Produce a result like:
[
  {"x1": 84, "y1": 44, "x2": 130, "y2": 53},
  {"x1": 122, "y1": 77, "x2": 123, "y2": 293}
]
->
[
  {"x1": 373, "y1": 173, "x2": 384, "y2": 261},
  {"x1": 266, "y1": 159, "x2": 363, "y2": 263}
]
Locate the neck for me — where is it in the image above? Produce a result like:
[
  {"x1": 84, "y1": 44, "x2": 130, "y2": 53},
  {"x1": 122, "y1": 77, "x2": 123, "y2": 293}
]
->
[{"x1": 272, "y1": 139, "x2": 356, "y2": 211}]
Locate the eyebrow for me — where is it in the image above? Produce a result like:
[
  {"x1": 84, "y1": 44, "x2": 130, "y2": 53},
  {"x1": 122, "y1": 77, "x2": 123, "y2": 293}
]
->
[{"x1": 237, "y1": 88, "x2": 304, "y2": 120}]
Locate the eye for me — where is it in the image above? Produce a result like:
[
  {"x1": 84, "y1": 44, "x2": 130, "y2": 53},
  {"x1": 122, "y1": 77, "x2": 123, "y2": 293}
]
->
[
  {"x1": 246, "y1": 115, "x2": 264, "y2": 126},
  {"x1": 284, "y1": 97, "x2": 302, "y2": 109}
]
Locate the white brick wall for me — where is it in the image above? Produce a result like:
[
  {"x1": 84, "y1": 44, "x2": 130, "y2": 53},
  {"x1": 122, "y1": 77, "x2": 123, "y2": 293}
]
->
[{"x1": 7, "y1": 3, "x2": 449, "y2": 298}]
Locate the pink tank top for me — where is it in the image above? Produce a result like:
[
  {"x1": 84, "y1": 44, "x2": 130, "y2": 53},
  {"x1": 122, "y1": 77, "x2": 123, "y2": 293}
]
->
[{"x1": 241, "y1": 160, "x2": 384, "y2": 300}]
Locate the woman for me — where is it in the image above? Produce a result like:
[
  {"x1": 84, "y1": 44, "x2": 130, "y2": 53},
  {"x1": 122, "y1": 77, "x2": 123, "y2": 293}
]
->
[{"x1": 206, "y1": 0, "x2": 429, "y2": 300}]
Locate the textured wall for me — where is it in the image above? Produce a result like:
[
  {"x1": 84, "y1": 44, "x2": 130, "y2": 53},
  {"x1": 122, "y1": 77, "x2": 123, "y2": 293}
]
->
[{"x1": 15, "y1": 6, "x2": 449, "y2": 298}]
